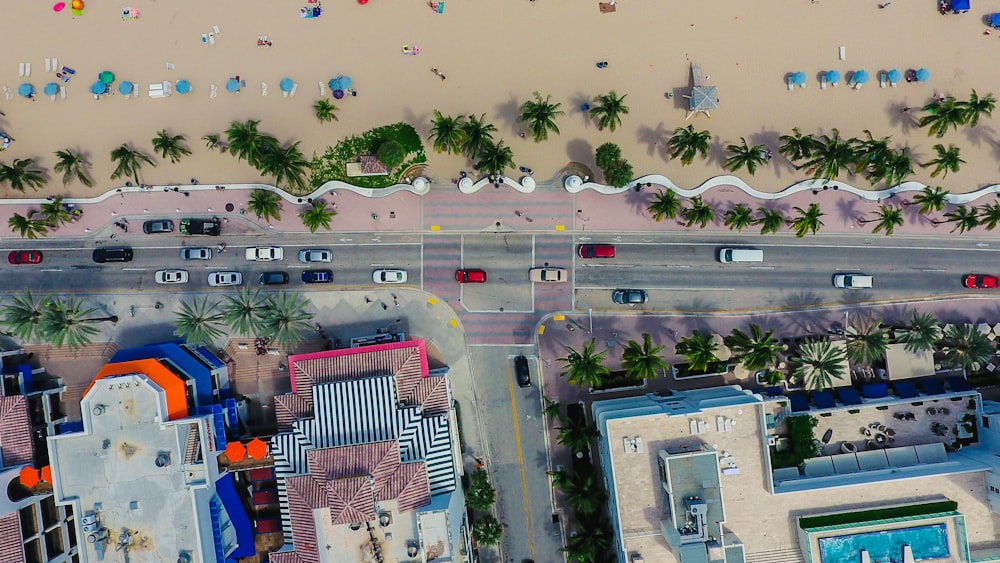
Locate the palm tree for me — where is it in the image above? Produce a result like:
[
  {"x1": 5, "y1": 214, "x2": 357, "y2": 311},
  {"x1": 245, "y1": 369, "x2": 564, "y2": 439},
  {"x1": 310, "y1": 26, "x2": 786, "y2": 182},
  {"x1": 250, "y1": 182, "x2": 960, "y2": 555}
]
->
[
  {"x1": 39, "y1": 196, "x2": 73, "y2": 229},
  {"x1": 793, "y1": 338, "x2": 847, "y2": 391},
  {"x1": 0, "y1": 158, "x2": 46, "y2": 192},
  {"x1": 868, "y1": 148, "x2": 913, "y2": 188},
  {"x1": 922, "y1": 144, "x2": 964, "y2": 178},
  {"x1": 548, "y1": 467, "x2": 607, "y2": 515},
  {"x1": 151, "y1": 130, "x2": 191, "y2": 164},
  {"x1": 647, "y1": 189, "x2": 681, "y2": 222},
  {"x1": 895, "y1": 310, "x2": 941, "y2": 353},
  {"x1": 755, "y1": 207, "x2": 785, "y2": 235},
  {"x1": 801, "y1": 129, "x2": 859, "y2": 180},
  {"x1": 259, "y1": 141, "x2": 310, "y2": 192},
  {"x1": 588, "y1": 90, "x2": 629, "y2": 132},
  {"x1": 466, "y1": 468, "x2": 496, "y2": 511},
  {"x1": 174, "y1": 297, "x2": 226, "y2": 345},
  {"x1": 109, "y1": 143, "x2": 155, "y2": 184},
  {"x1": 247, "y1": 189, "x2": 283, "y2": 222},
  {"x1": 313, "y1": 99, "x2": 339, "y2": 123},
  {"x1": 39, "y1": 296, "x2": 117, "y2": 351},
  {"x1": 562, "y1": 518, "x2": 612, "y2": 563},
  {"x1": 558, "y1": 339, "x2": 610, "y2": 388},
  {"x1": 788, "y1": 203, "x2": 825, "y2": 237},
  {"x1": 724, "y1": 324, "x2": 781, "y2": 371},
  {"x1": 0, "y1": 290, "x2": 46, "y2": 341},
  {"x1": 855, "y1": 129, "x2": 892, "y2": 176},
  {"x1": 723, "y1": 137, "x2": 768, "y2": 175},
  {"x1": 679, "y1": 196, "x2": 715, "y2": 228},
  {"x1": 778, "y1": 127, "x2": 820, "y2": 165},
  {"x1": 475, "y1": 141, "x2": 514, "y2": 178},
  {"x1": 518, "y1": 92, "x2": 563, "y2": 142},
  {"x1": 980, "y1": 202, "x2": 1000, "y2": 231},
  {"x1": 675, "y1": 329, "x2": 719, "y2": 373},
  {"x1": 938, "y1": 204, "x2": 979, "y2": 233},
  {"x1": 858, "y1": 204, "x2": 904, "y2": 236},
  {"x1": 939, "y1": 323, "x2": 993, "y2": 372},
  {"x1": 542, "y1": 395, "x2": 564, "y2": 422},
  {"x1": 471, "y1": 514, "x2": 503, "y2": 547},
  {"x1": 221, "y1": 287, "x2": 267, "y2": 336},
  {"x1": 460, "y1": 113, "x2": 496, "y2": 160},
  {"x1": 225, "y1": 119, "x2": 278, "y2": 168},
  {"x1": 845, "y1": 315, "x2": 889, "y2": 366},
  {"x1": 919, "y1": 97, "x2": 966, "y2": 138},
  {"x1": 556, "y1": 420, "x2": 599, "y2": 454},
  {"x1": 959, "y1": 89, "x2": 996, "y2": 128},
  {"x1": 259, "y1": 292, "x2": 314, "y2": 349},
  {"x1": 52, "y1": 149, "x2": 94, "y2": 188},
  {"x1": 621, "y1": 333, "x2": 667, "y2": 381},
  {"x1": 202, "y1": 133, "x2": 228, "y2": 153},
  {"x1": 298, "y1": 200, "x2": 336, "y2": 233},
  {"x1": 908, "y1": 186, "x2": 950, "y2": 216},
  {"x1": 666, "y1": 125, "x2": 711, "y2": 166},
  {"x1": 723, "y1": 204, "x2": 755, "y2": 231},
  {"x1": 8, "y1": 210, "x2": 49, "y2": 239},
  {"x1": 428, "y1": 110, "x2": 466, "y2": 154}
]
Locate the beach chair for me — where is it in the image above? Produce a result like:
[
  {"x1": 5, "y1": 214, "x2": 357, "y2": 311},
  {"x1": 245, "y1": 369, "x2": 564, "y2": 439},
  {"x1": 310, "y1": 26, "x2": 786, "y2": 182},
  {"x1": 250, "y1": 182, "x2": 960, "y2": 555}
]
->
[
  {"x1": 820, "y1": 76, "x2": 827, "y2": 90},
  {"x1": 2, "y1": 86, "x2": 11, "y2": 101},
  {"x1": 879, "y1": 72, "x2": 886, "y2": 88},
  {"x1": 59, "y1": 85, "x2": 65, "y2": 100},
  {"x1": 24, "y1": 63, "x2": 30, "y2": 78},
  {"x1": 786, "y1": 76, "x2": 794, "y2": 91},
  {"x1": 213, "y1": 25, "x2": 222, "y2": 36},
  {"x1": 318, "y1": 81, "x2": 326, "y2": 96},
  {"x1": 209, "y1": 33, "x2": 215, "y2": 46},
  {"x1": 262, "y1": 82, "x2": 268, "y2": 96},
  {"x1": 839, "y1": 46, "x2": 846, "y2": 60},
  {"x1": 52, "y1": 58, "x2": 57, "y2": 72},
  {"x1": 45, "y1": 59, "x2": 51, "y2": 73},
  {"x1": 289, "y1": 83, "x2": 297, "y2": 97},
  {"x1": 202, "y1": 34, "x2": 208, "y2": 45},
  {"x1": 132, "y1": 82, "x2": 138, "y2": 99},
  {"x1": 210, "y1": 84, "x2": 218, "y2": 99},
  {"x1": 18, "y1": 63, "x2": 24, "y2": 78}
]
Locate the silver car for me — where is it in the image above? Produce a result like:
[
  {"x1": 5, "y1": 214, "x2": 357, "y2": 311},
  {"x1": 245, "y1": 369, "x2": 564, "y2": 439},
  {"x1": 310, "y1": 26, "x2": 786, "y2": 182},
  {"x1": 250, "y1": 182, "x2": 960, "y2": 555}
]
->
[
  {"x1": 208, "y1": 272, "x2": 243, "y2": 287},
  {"x1": 373, "y1": 269, "x2": 407, "y2": 284},
  {"x1": 154, "y1": 270, "x2": 189, "y2": 284},
  {"x1": 246, "y1": 246, "x2": 284, "y2": 262},
  {"x1": 298, "y1": 249, "x2": 332, "y2": 263},
  {"x1": 180, "y1": 247, "x2": 212, "y2": 260}
]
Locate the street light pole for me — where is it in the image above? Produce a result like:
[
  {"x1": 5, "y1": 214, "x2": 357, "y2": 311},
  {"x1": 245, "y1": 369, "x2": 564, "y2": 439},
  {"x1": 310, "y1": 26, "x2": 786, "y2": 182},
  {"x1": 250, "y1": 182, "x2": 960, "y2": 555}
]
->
[{"x1": 588, "y1": 308, "x2": 593, "y2": 334}]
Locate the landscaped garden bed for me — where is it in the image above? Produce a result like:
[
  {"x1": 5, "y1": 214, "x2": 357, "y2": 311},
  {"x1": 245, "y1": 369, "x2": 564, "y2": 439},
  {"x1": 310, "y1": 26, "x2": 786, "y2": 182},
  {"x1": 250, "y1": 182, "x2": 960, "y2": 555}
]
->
[{"x1": 309, "y1": 122, "x2": 426, "y2": 188}]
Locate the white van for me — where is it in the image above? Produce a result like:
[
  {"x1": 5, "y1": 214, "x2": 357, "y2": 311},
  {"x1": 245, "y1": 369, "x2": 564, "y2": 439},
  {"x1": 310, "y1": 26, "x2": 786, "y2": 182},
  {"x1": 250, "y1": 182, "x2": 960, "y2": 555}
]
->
[
  {"x1": 833, "y1": 274, "x2": 873, "y2": 289},
  {"x1": 718, "y1": 248, "x2": 764, "y2": 263}
]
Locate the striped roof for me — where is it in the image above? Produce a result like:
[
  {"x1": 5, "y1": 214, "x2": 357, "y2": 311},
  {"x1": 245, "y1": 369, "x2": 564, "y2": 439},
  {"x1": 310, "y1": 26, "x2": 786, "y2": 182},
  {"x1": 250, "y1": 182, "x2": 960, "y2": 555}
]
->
[
  {"x1": 0, "y1": 512, "x2": 25, "y2": 563},
  {"x1": 0, "y1": 396, "x2": 33, "y2": 468}
]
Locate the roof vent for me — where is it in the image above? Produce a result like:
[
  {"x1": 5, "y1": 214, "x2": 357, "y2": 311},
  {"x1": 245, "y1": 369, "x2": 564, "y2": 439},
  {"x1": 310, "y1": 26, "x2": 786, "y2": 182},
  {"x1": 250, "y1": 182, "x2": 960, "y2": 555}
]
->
[{"x1": 155, "y1": 452, "x2": 172, "y2": 467}]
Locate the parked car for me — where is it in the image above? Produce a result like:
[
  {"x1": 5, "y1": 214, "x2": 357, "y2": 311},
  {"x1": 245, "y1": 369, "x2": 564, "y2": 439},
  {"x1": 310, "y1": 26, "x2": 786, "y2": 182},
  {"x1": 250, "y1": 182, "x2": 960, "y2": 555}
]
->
[
  {"x1": 154, "y1": 270, "x2": 189, "y2": 284},
  {"x1": 578, "y1": 244, "x2": 615, "y2": 258},
  {"x1": 963, "y1": 274, "x2": 999, "y2": 289},
  {"x1": 514, "y1": 355, "x2": 531, "y2": 387},
  {"x1": 208, "y1": 272, "x2": 243, "y2": 286},
  {"x1": 373, "y1": 269, "x2": 407, "y2": 284},
  {"x1": 180, "y1": 247, "x2": 212, "y2": 260},
  {"x1": 612, "y1": 288, "x2": 647, "y2": 305},
  {"x1": 302, "y1": 269, "x2": 333, "y2": 284},
  {"x1": 298, "y1": 249, "x2": 332, "y2": 263},
  {"x1": 529, "y1": 267, "x2": 567, "y2": 283},
  {"x1": 259, "y1": 272, "x2": 290, "y2": 285},
  {"x1": 92, "y1": 247, "x2": 133, "y2": 263},
  {"x1": 7, "y1": 250, "x2": 42, "y2": 265},
  {"x1": 455, "y1": 269, "x2": 487, "y2": 283},
  {"x1": 142, "y1": 219, "x2": 174, "y2": 234},
  {"x1": 245, "y1": 246, "x2": 284, "y2": 262},
  {"x1": 833, "y1": 274, "x2": 874, "y2": 289},
  {"x1": 179, "y1": 218, "x2": 221, "y2": 236}
]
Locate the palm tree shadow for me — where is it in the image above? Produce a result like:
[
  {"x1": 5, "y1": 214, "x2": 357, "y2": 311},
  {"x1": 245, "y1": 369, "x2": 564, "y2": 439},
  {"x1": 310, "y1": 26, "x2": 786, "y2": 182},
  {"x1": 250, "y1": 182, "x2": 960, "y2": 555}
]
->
[
  {"x1": 965, "y1": 125, "x2": 998, "y2": 150},
  {"x1": 494, "y1": 95, "x2": 522, "y2": 136},
  {"x1": 749, "y1": 128, "x2": 786, "y2": 179},
  {"x1": 570, "y1": 92, "x2": 594, "y2": 128},
  {"x1": 702, "y1": 198, "x2": 726, "y2": 227},
  {"x1": 636, "y1": 123, "x2": 669, "y2": 159},
  {"x1": 402, "y1": 107, "x2": 432, "y2": 140},
  {"x1": 887, "y1": 102, "x2": 920, "y2": 134},
  {"x1": 708, "y1": 137, "x2": 727, "y2": 168},
  {"x1": 834, "y1": 196, "x2": 865, "y2": 228},
  {"x1": 565, "y1": 138, "x2": 596, "y2": 174},
  {"x1": 623, "y1": 185, "x2": 654, "y2": 216}
]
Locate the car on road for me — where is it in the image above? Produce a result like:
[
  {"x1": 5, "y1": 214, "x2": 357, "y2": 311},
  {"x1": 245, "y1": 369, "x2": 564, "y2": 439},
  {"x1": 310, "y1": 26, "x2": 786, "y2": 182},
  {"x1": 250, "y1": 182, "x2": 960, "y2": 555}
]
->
[
  {"x1": 963, "y1": 274, "x2": 999, "y2": 289},
  {"x1": 246, "y1": 246, "x2": 284, "y2": 262},
  {"x1": 529, "y1": 267, "x2": 567, "y2": 283},
  {"x1": 578, "y1": 244, "x2": 615, "y2": 259},
  {"x1": 208, "y1": 272, "x2": 243, "y2": 287},
  {"x1": 833, "y1": 273, "x2": 874, "y2": 289},
  {"x1": 92, "y1": 247, "x2": 134, "y2": 263},
  {"x1": 455, "y1": 269, "x2": 487, "y2": 283},
  {"x1": 154, "y1": 270, "x2": 189, "y2": 284},
  {"x1": 7, "y1": 250, "x2": 42, "y2": 265},
  {"x1": 179, "y1": 218, "x2": 221, "y2": 236},
  {"x1": 302, "y1": 269, "x2": 333, "y2": 284},
  {"x1": 373, "y1": 269, "x2": 407, "y2": 284},
  {"x1": 514, "y1": 355, "x2": 531, "y2": 387},
  {"x1": 180, "y1": 247, "x2": 212, "y2": 260},
  {"x1": 613, "y1": 288, "x2": 648, "y2": 305},
  {"x1": 142, "y1": 219, "x2": 174, "y2": 234},
  {"x1": 259, "y1": 272, "x2": 290, "y2": 285},
  {"x1": 298, "y1": 249, "x2": 332, "y2": 263}
]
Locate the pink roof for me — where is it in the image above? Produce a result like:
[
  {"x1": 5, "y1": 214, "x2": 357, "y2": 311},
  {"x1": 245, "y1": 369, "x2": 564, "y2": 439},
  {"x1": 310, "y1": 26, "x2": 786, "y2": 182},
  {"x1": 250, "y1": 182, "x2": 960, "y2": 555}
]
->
[
  {"x1": 0, "y1": 513, "x2": 25, "y2": 563},
  {"x1": 0, "y1": 396, "x2": 33, "y2": 468}
]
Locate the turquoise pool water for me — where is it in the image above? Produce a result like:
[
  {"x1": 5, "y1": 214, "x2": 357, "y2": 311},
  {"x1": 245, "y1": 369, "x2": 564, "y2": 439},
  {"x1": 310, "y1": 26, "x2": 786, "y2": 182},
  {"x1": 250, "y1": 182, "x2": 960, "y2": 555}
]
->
[{"x1": 818, "y1": 524, "x2": 949, "y2": 563}]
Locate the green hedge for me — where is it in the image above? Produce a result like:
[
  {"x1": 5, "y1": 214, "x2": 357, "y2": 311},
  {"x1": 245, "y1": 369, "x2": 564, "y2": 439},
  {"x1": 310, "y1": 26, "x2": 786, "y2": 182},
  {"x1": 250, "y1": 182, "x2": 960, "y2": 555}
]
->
[
  {"x1": 308, "y1": 122, "x2": 426, "y2": 189},
  {"x1": 798, "y1": 500, "x2": 958, "y2": 529},
  {"x1": 771, "y1": 415, "x2": 820, "y2": 469}
]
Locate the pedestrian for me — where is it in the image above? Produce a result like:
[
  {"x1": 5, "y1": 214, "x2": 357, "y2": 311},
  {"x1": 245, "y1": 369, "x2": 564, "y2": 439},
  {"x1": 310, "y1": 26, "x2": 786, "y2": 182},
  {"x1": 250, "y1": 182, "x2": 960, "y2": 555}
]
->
[
  {"x1": 519, "y1": 132, "x2": 526, "y2": 139},
  {"x1": 900, "y1": 106, "x2": 911, "y2": 113},
  {"x1": 381, "y1": 302, "x2": 388, "y2": 310}
]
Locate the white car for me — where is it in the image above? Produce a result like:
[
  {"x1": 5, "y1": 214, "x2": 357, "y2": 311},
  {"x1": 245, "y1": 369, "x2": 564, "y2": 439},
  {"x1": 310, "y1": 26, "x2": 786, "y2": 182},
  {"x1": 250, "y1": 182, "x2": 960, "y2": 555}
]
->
[
  {"x1": 373, "y1": 269, "x2": 407, "y2": 284},
  {"x1": 180, "y1": 247, "x2": 212, "y2": 260},
  {"x1": 529, "y1": 267, "x2": 567, "y2": 283},
  {"x1": 245, "y1": 246, "x2": 284, "y2": 262},
  {"x1": 298, "y1": 249, "x2": 332, "y2": 263},
  {"x1": 155, "y1": 270, "x2": 189, "y2": 284},
  {"x1": 208, "y1": 272, "x2": 243, "y2": 287}
]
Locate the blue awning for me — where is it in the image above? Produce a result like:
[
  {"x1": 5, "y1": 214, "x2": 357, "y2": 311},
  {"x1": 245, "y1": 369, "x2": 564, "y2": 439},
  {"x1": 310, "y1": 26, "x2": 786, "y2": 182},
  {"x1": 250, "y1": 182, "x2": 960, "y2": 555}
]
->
[
  {"x1": 764, "y1": 386, "x2": 783, "y2": 397},
  {"x1": 991, "y1": 13, "x2": 1000, "y2": 26},
  {"x1": 947, "y1": 376, "x2": 971, "y2": 392},
  {"x1": 892, "y1": 380, "x2": 919, "y2": 399},
  {"x1": 862, "y1": 383, "x2": 888, "y2": 398},
  {"x1": 214, "y1": 473, "x2": 255, "y2": 558},
  {"x1": 918, "y1": 377, "x2": 945, "y2": 395},
  {"x1": 951, "y1": 0, "x2": 970, "y2": 11},
  {"x1": 789, "y1": 394, "x2": 810, "y2": 413},
  {"x1": 812, "y1": 391, "x2": 836, "y2": 409},
  {"x1": 836, "y1": 387, "x2": 863, "y2": 405}
]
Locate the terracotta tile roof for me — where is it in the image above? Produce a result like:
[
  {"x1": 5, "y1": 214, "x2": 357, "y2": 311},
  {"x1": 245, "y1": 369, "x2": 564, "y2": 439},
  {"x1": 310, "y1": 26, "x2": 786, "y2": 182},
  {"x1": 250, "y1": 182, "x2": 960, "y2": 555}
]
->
[
  {"x1": 274, "y1": 393, "x2": 312, "y2": 432},
  {"x1": 0, "y1": 513, "x2": 24, "y2": 563},
  {"x1": 283, "y1": 475, "x2": 324, "y2": 563},
  {"x1": 359, "y1": 155, "x2": 387, "y2": 174},
  {"x1": 327, "y1": 475, "x2": 376, "y2": 525},
  {"x1": 0, "y1": 396, "x2": 34, "y2": 468}
]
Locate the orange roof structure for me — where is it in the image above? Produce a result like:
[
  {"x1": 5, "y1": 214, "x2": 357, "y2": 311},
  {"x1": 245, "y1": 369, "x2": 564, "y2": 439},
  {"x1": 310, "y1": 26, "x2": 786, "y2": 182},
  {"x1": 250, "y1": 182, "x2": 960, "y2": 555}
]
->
[
  {"x1": 225, "y1": 441, "x2": 246, "y2": 462},
  {"x1": 247, "y1": 438, "x2": 268, "y2": 460},
  {"x1": 85, "y1": 359, "x2": 189, "y2": 420},
  {"x1": 18, "y1": 466, "x2": 39, "y2": 488}
]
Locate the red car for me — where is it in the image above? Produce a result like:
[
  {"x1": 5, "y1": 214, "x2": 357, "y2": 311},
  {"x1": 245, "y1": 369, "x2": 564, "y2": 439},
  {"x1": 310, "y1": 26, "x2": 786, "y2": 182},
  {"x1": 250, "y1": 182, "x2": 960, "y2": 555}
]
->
[
  {"x1": 578, "y1": 244, "x2": 615, "y2": 259},
  {"x1": 455, "y1": 269, "x2": 487, "y2": 283},
  {"x1": 8, "y1": 250, "x2": 42, "y2": 265},
  {"x1": 964, "y1": 274, "x2": 1000, "y2": 289}
]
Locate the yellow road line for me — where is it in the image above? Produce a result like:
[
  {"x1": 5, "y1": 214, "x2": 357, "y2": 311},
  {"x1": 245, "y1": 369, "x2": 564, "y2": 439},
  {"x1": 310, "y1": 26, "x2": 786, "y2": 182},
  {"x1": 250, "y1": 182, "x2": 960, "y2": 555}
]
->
[{"x1": 507, "y1": 362, "x2": 535, "y2": 559}]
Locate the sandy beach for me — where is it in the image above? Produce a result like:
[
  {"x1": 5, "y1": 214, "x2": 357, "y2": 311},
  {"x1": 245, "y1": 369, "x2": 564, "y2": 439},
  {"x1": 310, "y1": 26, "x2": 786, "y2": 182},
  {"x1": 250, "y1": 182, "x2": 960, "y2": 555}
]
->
[{"x1": 0, "y1": 0, "x2": 998, "y2": 200}]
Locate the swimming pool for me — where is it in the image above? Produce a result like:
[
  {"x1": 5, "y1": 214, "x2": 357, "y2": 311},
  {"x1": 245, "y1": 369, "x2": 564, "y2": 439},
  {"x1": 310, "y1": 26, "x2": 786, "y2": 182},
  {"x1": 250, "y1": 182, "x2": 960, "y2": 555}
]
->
[{"x1": 818, "y1": 523, "x2": 949, "y2": 563}]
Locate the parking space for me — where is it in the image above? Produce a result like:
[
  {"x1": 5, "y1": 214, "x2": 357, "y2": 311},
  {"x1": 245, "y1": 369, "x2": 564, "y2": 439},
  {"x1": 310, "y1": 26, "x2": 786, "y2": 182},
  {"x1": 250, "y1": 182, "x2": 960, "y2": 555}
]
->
[{"x1": 459, "y1": 235, "x2": 534, "y2": 313}]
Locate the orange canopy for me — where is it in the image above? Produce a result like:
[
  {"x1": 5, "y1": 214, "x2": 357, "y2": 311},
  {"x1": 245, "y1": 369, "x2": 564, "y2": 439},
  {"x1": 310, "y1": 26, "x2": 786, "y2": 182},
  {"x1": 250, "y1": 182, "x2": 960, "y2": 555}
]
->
[
  {"x1": 225, "y1": 441, "x2": 246, "y2": 462},
  {"x1": 19, "y1": 466, "x2": 39, "y2": 488},
  {"x1": 40, "y1": 465, "x2": 52, "y2": 484},
  {"x1": 247, "y1": 438, "x2": 268, "y2": 460}
]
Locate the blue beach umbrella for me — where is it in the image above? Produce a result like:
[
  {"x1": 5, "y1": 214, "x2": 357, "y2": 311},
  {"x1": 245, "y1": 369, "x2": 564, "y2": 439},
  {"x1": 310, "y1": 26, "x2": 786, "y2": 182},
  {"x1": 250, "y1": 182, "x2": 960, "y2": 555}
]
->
[
  {"x1": 17, "y1": 83, "x2": 34, "y2": 98},
  {"x1": 90, "y1": 81, "x2": 107, "y2": 95},
  {"x1": 887, "y1": 69, "x2": 902, "y2": 84},
  {"x1": 852, "y1": 70, "x2": 870, "y2": 85},
  {"x1": 328, "y1": 75, "x2": 352, "y2": 91},
  {"x1": 175, "y1": 80, "x2": 191, "y2": 94},
  {"x1": 43, "y1": 83, "x2": 58, "y2": 96},
  {"x1": 825, "y1": 70, "x2": 841, "y2": 85},
  {"x1": 279, "y1": 78, "x2": 294, "y2": 93},
  {"x1": 915, "y1": 68, "x2": 930, "y2": 82},
  {"x1": 791, "y1": 71, "x2": 807, "y2": 86},
  {"x1": 118, "y1": 81, "x2": 133, "y2": 95},
  {"x1": 226, "y1": 78, "x2": 240, "y2": 93}
]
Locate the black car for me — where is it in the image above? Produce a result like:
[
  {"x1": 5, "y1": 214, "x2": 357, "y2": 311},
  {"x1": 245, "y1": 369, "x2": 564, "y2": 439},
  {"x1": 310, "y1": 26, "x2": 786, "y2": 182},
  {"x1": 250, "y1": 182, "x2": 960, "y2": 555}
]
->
[
  {"x1": 302, "y1": 269, "x2": 333, "y2": 284},
  {"x1": 259, "y1": 272, "x2": 290, "y2": 285},
  {"x1": 179, "y1": 218, "x2": 222, "y2": 236},
  {"x1": 612, "y1": 289, "x2": 648, "y2": 305},
  {"x1": 142, "y1": 219, "x2": 174, "y2": 234},
  {"x1": 514, "y1": 355, "x2": 531, "y2": 387},
  {"x1": 92, "y1": 247, "x2": 134, "y2": 263}
]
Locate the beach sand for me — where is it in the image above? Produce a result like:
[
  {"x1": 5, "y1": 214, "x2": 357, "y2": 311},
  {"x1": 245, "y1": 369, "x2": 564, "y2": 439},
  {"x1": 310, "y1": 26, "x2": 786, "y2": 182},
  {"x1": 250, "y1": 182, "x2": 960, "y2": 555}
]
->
[{"x1": 0, "y1": 0, "x2": 996, "y2": 200}]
